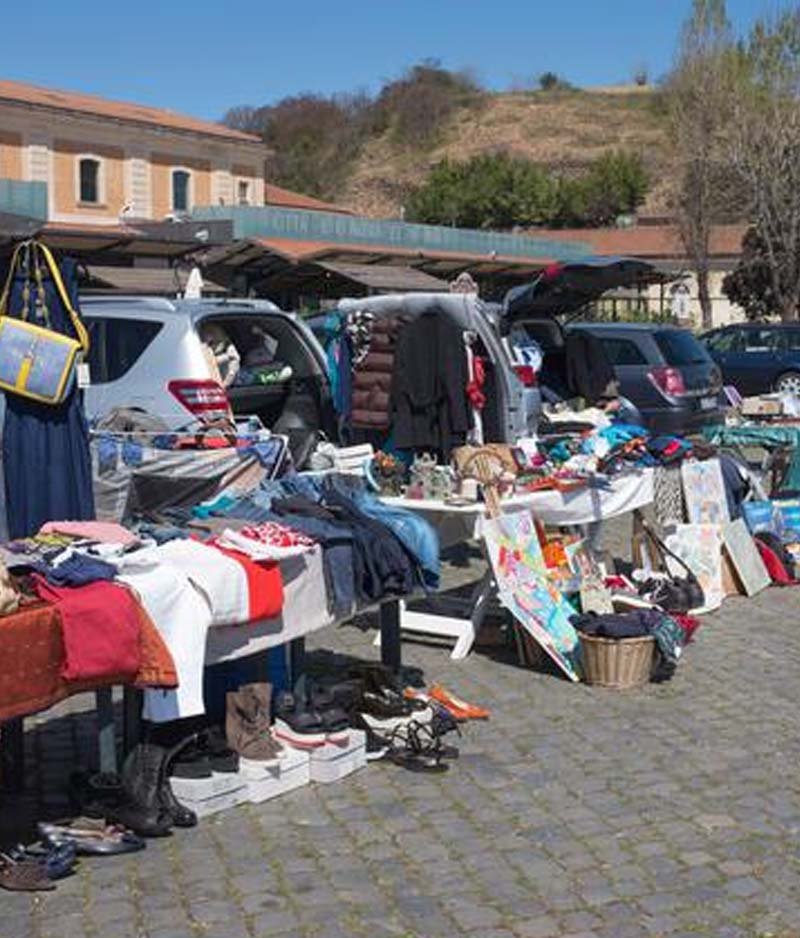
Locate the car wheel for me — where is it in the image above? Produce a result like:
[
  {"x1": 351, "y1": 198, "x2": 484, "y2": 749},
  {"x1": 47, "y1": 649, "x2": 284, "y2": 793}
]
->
[{"x1": 775, "y1": 371, "x2": 800, "y2": 397}]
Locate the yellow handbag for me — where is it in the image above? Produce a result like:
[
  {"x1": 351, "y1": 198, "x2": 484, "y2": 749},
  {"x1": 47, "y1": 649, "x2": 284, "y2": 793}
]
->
[{"x1": 0, "y1": 240, "x2": 90, "y2": 405}]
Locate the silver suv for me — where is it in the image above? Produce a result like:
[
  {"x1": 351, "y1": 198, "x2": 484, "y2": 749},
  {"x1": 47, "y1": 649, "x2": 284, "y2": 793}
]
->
[{"x1": 79, "y1": 296, "x2": 336, "y2": 462}]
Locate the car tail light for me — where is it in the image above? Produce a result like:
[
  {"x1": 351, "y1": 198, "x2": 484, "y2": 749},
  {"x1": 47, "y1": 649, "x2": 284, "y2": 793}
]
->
[
  {"x1": 168, "y1": 379, "x2": 231, "y2": 421},
  {"x1": 648, "y1": 366, "x2": 686, "y2": 397},
  {"x1": 513, "y1": 364, "x2": 538, "y2": 387}
]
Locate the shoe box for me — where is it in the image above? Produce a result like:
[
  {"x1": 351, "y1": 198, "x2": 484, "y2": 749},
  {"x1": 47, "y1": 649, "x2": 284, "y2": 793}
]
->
[
  {"x1": 170, "y1": 770, "x2": 249, "y2": 818},
  {"x1": 308, "y1": 729, "x2": 367, "y2": 784},
  {"x1": 238, "y1": 745, "x2": 311, "y2": 804}
]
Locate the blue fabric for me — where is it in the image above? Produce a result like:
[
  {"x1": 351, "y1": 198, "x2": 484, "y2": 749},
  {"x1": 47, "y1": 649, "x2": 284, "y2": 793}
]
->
[
  {"x1": 1, "y1": 256, "x2": 95, "y2": 538},
  {"x1": 32, "y1": 552, "x2": 117, "y2": 586},
  {"x1": 322, "y1": 475, "x2": 440, "y2": 591},
  {"x1": 323, "y1": 313, "x2": 352, "y2": 421}
]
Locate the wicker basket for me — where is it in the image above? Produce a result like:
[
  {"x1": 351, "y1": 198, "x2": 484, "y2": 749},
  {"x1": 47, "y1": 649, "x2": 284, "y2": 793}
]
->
[{"x1": 580, "y1": 633, "x2": 655, "y2": 689}]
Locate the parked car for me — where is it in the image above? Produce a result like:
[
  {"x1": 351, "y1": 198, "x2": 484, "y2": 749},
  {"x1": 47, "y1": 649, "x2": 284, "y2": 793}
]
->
[
  {"x1": 568, "y1": 322, "x2": 724, "y2": 433},
  {"x1": 78, "y1": 296, "x2": 337, "y2": 465},
  {"x1": 700, "y1": 322, "x2": 800, "y2": 397},
  {"x1": 499, "y1": 258, "x2": 725, "y2": 434}
]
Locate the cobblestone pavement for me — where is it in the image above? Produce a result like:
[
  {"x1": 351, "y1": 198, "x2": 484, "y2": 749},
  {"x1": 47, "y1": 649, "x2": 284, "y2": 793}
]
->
[{"x1": 2, "y1": 521, "x2": 800, "y2": 938}]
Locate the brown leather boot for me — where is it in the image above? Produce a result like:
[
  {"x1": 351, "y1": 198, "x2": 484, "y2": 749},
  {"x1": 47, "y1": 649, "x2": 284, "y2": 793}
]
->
[{"x1": 225, "y1": 684, "x2": 283, "y2": 761}]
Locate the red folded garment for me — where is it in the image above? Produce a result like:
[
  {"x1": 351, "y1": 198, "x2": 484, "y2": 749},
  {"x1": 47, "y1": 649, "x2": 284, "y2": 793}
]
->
[
  {"x1": 210, "y1": 544, "x2": 284, "y2": 621},
  {"x1": 32, "y1": 577, "x2": 141, "y2": 681}
]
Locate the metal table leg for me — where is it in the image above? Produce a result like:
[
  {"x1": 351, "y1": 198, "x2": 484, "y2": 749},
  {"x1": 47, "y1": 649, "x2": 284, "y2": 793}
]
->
[
  {"x1": 289, "y1": 637, "x2": 306, "y2": 688},
  {"x1": 379, "y1": 598, "x2": 402, "y2": 673},
  {"x1": 95, "y1": 688, "x2": 117, "y2": 775},
  {"x1": 1, "y1": 718, "x2": 24, "y2": 792},
  {"x1": 122, "y1": 687, "x2": 143, "y2": 756}
]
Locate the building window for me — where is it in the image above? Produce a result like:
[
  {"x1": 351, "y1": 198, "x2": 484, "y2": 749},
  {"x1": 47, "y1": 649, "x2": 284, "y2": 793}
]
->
[
  {"x1": 78, "y1": 157, "x2": 101, "y2": 204},
  {"x1": 237, "y1": 180, "x2": 250, "y2": 206},
  {"x1": 172, "y1": 169, "x2": 191, "y2": 212}
]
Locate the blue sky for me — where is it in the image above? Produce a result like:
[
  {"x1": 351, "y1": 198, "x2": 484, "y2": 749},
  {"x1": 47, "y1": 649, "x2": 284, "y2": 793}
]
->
[{"x1": 2, "y1": 0, "x2": 765, "y2": 120}]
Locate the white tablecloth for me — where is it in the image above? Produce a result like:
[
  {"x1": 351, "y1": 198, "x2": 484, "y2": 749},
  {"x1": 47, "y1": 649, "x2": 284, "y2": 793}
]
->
[
  {"x1": 204, "y1": 546, "x2": 333, "y2": 664},
  {"x1": 381, "y1": 468, "x2": 654, "y2": 547}
]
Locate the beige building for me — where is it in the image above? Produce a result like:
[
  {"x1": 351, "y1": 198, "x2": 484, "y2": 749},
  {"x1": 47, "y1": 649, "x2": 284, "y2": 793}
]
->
[
  {"x1": 0, "y1": 79, "x2": 266, "y2": 225},
  {"x1": 530, "y1": 222, "x2": 749, "y2": 328}
]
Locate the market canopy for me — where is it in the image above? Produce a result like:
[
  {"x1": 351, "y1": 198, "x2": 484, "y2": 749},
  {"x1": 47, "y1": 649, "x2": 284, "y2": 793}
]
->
[
  {"x1": 501, "y1": 255, "x2": 673, "y2": 322},
  {"x1": 317, "y1": 261, "x2": 448, "y2": 293}
]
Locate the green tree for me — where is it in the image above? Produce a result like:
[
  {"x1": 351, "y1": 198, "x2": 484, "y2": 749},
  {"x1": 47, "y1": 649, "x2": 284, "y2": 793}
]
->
[
  {"x1": 568, "y1": 151, "x2": 649, "y2": 226},
  {"x1": 722, "y1": 227, "x2": 797, "y2": 320},
  {"x1": 406, "y1": 151, "x2": 648, "y2": 229}
]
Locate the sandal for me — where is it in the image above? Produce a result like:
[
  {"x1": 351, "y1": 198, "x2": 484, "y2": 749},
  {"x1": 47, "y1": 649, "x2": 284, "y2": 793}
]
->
[
  {"x1": 38, "y1": 817, "x2": 146, "y2": 856},
  {"x1": 384, "y1": 717, "x2": 460, "y2": 773},
  {"x1": 0, "y1": 855, "x2": 55, "y2": 892}
]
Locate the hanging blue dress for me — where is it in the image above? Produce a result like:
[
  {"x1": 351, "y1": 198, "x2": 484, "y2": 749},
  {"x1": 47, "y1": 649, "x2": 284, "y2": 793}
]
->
[{"x1": 1, "y1": 254, "x2": 94, "y2": 538}]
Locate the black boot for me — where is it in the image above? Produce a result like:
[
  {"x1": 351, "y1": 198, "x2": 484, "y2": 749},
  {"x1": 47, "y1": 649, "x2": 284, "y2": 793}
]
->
[
  {"x1": 106, "y1": 743, "x2": 173, "y2": 838},
  {"x1": 158, "y1": 736, "x2": 198, "y2": 828}
]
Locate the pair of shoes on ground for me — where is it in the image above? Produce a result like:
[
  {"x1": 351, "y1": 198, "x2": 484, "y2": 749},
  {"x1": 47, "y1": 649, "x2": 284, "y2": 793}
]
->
[
  {"x1": 404, "y1": 684, "x2": 490, "y2": 722},
  {"x1": 70, "y1": 737, "x2": 200, "y2": 838},
  {"x1": 367, "y1": 708, "x2": 462, "y2": 773},
  {"x1": 273, "y1": 684, "x2": 351, "y2": 748},
  {"x1": 0, "y1": 841, "x2": 79, "y2": 892},
  {"x1": 171, "y1": 726, "x2": 239, "y2": 777}
]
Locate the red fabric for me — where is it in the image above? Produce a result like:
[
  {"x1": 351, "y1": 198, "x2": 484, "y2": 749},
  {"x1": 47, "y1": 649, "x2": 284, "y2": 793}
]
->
[
  {"x1": 755, "y1": 540, "x2": 797, "y2": 585},
  {"x1": 210, "y1": 544, "x2": 284, "y2": 621},
  {"x1": 0, "y1": 602, "x2": 175, "y2": 723},
  {"x1": 31, "y1": 578, "x2": 141, "y2": 681},
  {"x1": 672, "y1": 613, "x2": 701, "y2": 644},
  {"x1": 466, "y1": 354, "x2": 487, "y2": 411}
]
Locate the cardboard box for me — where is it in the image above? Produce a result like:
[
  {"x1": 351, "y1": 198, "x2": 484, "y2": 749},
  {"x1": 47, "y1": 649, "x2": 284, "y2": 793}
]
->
[
  {"x1": 309, "y1": 730, "x2": 367, "y2": 784},
  {"x1": 170, "y1": 771, "x2": 248, "y2": 818}
]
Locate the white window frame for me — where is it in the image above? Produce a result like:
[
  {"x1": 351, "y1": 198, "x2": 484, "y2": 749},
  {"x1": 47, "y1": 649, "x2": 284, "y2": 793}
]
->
[
  {"x1": 75, "y1": 154, "x2": 105, "y2": 206},
  {"x1": 236, "y1": 178, "x2": 251, "y2": 206},
  {"x1": 171, "y1": 167, "x2": 193, "y2": 213}
]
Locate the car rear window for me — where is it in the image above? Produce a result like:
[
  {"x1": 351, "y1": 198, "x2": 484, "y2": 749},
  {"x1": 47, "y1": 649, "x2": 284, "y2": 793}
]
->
[
  {"x1": 198, "y1": 315, "x2": 318, "y2": 387},
  {"x1": 600, "y1": 337, "x2": 647, "y2": 366},
  {"x1": 655, "y1": 330, "x2": 710, "y2": 366}
]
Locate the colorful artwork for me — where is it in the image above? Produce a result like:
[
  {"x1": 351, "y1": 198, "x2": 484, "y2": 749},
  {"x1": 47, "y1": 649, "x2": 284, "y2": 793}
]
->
[
  {"x1": 681, "y1": 459, "x2": 730, "y2": 525},
  {"x1": 481, "y1": 510, "x2": 581, "y2": 681},
  {"x1": 664, "y1": 523, "x2": 724, "y2": 612}
]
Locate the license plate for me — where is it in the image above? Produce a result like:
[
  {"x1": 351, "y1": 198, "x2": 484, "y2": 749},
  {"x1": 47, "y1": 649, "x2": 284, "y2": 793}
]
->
[{"x1": 700, "y1": 396, "x2": 717, "y2": 411}]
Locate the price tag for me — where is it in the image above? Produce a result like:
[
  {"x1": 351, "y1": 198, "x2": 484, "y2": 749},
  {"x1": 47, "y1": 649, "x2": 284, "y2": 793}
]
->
[{"x1": 77, "y1": 362, "x2": 91, "y2": 388}]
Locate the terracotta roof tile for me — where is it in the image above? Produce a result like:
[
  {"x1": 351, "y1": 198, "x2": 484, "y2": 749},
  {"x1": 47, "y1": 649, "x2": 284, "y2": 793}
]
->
[
  {"x1": 256, "y1": 237, "x2": 555, "y2": 268},
  {"x1": 264, "y1": 184, "x2": 354, "y2": 215},
  {"x1": 527, "y1": 224, "x2": 747, "y2": 258},
  {"x1": 0, "y1": 79, "x2": 262, "y2": 144}
]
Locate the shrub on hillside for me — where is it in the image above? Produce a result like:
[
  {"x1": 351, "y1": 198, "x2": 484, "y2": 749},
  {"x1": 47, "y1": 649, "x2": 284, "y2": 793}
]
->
[{"x1": 406, "y1": 150, "x2": 648, "y2": 229}]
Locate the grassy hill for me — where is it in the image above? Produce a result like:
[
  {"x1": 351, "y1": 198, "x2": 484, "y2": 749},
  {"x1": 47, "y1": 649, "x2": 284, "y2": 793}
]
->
[{"x1": 339, "y1": 86, "x2": 673, "y2": 220}]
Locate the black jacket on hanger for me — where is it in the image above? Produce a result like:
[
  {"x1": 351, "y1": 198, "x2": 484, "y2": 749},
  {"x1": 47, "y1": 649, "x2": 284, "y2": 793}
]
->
[{"x1": 390, "y1": 307, "x2": 471, "y2": 460}]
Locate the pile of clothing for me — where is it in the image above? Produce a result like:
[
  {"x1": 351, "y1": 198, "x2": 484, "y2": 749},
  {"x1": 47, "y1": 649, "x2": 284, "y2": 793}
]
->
[
  {"x1": 0, "y1": 519, "x2": 285, "y2": 723},
  {"x1": 181, "y1": 473, "x2": 440, "y2": 620}
]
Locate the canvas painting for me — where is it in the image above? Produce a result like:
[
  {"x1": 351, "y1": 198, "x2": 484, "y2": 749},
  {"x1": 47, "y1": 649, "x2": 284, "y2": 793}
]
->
[
  {"x1": 481, "y1": 510, "x2": 581, "y2": 682},
  {"x1": 722, "y1": 518, "x2": 771, "y2": 597},
  {"x1": 681, "y1": 459, "x2": 730, "y2": 526},
  {"x1": 664, "y1": 523, "x2": 724, "y2": 612}
]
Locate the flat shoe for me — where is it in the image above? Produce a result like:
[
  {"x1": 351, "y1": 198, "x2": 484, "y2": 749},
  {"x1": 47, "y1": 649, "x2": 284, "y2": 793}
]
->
[{"x1": 0, "y1": 856, "x2": 55, "y2": 892}]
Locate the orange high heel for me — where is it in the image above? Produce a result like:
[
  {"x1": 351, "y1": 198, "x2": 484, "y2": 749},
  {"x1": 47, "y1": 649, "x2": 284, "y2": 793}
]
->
[{"x1": 428, "y1": 685, "x2": 490, "y2": 720}]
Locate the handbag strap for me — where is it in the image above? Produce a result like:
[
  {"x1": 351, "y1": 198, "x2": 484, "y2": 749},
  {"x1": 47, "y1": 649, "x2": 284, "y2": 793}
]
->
[
  {"x1": 639, "y1": 517, "x2": 696, "y2": 579},
  {"x1": 0, "y1": 240, "x2": 89, "y2": 353}
]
